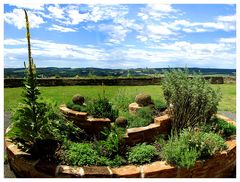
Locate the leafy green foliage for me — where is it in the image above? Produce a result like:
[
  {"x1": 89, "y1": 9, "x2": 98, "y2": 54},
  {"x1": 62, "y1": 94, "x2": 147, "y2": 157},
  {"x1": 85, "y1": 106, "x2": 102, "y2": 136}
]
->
[
  {"x1": 187, "y1": 130, "x2": 227, "y2": 158},
  {"x1": 66, "y1": 101, "x2": 87, "y2": 112},
  {"x1": 162, "y1": 69, "x2": 221, "y2": 132},
  {"x1": 94, "y1": 125, "x2": 125, "y2": 158},
  {"x1": 212, "y1": 117, "x2": 236, "y2": 137},
  {"x1": 62, "y1": 142, "x2": 99, "y2": 166},
  {"x1": 153, "y1": 99, "x2": 167, "y2": 111},
  {"x1": 87, "y1": 95, "x2": 119, "y2": 121},
  {"x1": 160, "y1": 129, "x2": 227, "y2": 168},
  {"x1": 6, "y1": 100, "x2": 80, "y2": 146},
  {"x1": 198, "y1": 117, "x2": 236, "y2": 138},
  {"x1": 124, "y1": 107, "x2": 153, "y2": 128},
  {"x1": 128, "y1": 143, "x2": 158, "y2": 164},
  {"x1": 160, "y1": 130, "x2": 199, "y2": 168}
]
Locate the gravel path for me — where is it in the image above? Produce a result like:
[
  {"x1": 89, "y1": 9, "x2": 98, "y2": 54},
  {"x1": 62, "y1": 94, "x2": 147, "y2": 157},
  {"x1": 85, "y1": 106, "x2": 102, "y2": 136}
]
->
[{"x1": 3, "y1": 111, "x2": 236, "y2": 178}]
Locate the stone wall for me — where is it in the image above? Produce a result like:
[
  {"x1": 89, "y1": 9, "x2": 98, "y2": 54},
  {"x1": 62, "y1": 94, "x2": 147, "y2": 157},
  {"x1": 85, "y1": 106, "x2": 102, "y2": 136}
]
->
[
  {"x1": 5, "y1": 114, "x2": 236, "y2": 178},
  {"x1": 4, "y1": 76, "x2": 226, "y2": 88}
]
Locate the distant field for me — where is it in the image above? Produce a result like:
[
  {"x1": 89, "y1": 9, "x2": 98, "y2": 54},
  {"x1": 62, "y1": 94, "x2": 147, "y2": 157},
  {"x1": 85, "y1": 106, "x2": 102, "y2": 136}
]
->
[{"x1": 4, "y1": 84, "x2": 236, "y2": 113}]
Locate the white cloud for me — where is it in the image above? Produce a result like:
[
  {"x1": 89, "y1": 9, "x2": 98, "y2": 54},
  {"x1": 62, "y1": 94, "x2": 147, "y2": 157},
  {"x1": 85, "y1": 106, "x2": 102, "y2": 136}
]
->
[
  {"x1": 67, "y1": 9, "x2": 89, "y2": 25},
  {"x1": 4, "y1": 38, "x2": 25, "y2": 46},
  {"x1": 48, "y1": 25, "x2": 77, "y2": 32},
  {"x1": 98, "y1": 24, "x2": 130, "y2": 44},
  {"x1": 7, "y1": 3, "x2": 45, "y2": 10},
  {"x1": 217, "y1": 15, "x2": 236, "y2": 22},
  {"x1": 48, "y1": 5, "x2": 65, "y2": 19},
  {"x1": 4, "y1": 8, "x2": 45, "y2": 29},
  {"x1": 147, "y1": 25, "x2": 175, "y2": 35},
  {"x1": 4, "y1": 37, "x2": 235, "y2": 69},
  {"x1": 4, "y1": 38, "x2": 108, "y2": 63},
  {"x1": 138, "y1": 4, "x2": 178, "y2": 20},
  {"x1": 219, "y1": 37, "x2": 236, "y2": 43}
]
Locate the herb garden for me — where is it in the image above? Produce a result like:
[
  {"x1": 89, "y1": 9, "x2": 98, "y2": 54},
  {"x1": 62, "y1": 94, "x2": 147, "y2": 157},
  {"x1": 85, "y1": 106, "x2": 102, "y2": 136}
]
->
[{"x1": 5, "y1": 10, "x2": 236, "y2": 178}]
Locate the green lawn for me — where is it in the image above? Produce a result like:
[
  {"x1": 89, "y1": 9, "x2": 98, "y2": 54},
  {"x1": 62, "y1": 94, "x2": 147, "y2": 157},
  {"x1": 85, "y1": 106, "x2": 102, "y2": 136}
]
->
[{"x1": 4, "y1": 84, "x2": 236, "y2": 113}]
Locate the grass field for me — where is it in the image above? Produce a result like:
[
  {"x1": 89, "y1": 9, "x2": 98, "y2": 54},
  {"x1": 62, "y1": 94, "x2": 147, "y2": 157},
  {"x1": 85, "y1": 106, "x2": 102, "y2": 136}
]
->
[{"x1": 4, "y1": 84, "x2": 236, "y2": 113}]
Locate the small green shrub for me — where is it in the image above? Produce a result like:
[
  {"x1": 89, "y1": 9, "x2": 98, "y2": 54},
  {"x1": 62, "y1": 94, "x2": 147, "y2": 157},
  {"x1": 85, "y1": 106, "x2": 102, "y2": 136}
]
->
[
  {"x1": 128, "y1": 143, "x2": 158, "y2": 164},
  {"x1": 162, "y1": 69, "x2": 221, "y2": 132},
  {"x1": 94, "y1": 125, "x2": 125, "y2": 158},
  {"x1": 212, "y1": 117, "x2": 236, "y2": 137},
  {"x1": 198, "y1": 117, "x2": 236, "y2": 138},
  {"x1": 6, "y1": 99, "x2": 80, "y2": 150},
  {"x1": 160, "y1": 129, "x2": 227, "y2": 168},
  {"x1": 124, "y1": 107, "x2": 153, "y2": 128},
  {"x1": 66, "y1": 101, "x2": 87, "y2": 112},
  {"x1": 153, "y1": 99, "x2": 167, "y2": 111},
  {"x1": 97, "y1": 155, "x2": 126, "y2": 167},
  {"x1": 87, "y1": 96, "x2": 119, "y2": 121},
  {"x1": 187, "y1": 130, "x2": 227, "y2": 158},
  {"x1": 62, "y1": 142, "x2": 98, "y2": 166},
  {"x1": 160, "y1": 130, "x2": 199, "y2": 168},
  {"x1": 108, "y1": 155, "x2": 126, "y2": 167}
]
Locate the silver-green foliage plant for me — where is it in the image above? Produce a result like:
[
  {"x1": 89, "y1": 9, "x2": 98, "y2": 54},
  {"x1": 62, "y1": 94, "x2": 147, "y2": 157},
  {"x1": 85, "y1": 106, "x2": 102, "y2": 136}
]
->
[{"x1": 162, "y1": 69, "x2": 221, "y2": 132}]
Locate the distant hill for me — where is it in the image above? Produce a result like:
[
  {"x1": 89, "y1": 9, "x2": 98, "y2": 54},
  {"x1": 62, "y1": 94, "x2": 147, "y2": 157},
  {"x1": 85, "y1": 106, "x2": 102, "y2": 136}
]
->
[{"x1": 4, "y1": 67, "x2": 236, "y2": 78}]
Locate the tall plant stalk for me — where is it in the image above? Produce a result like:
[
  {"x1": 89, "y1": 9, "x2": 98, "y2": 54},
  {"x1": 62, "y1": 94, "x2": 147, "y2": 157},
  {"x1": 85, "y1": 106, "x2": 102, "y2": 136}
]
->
[{"x1": 23, "y1": 9, "x2": 40, "y2": 125}]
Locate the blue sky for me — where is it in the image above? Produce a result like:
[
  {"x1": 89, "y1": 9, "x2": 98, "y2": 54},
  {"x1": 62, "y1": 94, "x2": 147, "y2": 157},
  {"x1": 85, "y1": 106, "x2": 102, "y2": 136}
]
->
[{"x1": 4, "y1": 3, "x2": 236, "y2": 68}]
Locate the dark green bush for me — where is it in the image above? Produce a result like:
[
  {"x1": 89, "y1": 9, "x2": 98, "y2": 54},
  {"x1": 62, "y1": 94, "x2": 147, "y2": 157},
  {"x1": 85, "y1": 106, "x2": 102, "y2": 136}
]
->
[
  {"x1": 124, "y1": 107, "x2": 153, "y2": 128},
  {"x1": 162, "y1": 69, "x2": 221, "y2": 132},
  {"x1": 62, "y1": 142, "x2": 98, "y2": 166},
  {"x1": 97, "y1": 155, "x2": 126, "y2": 167},
  {"x1": 198, "y1": 117, "x2": 236, "y2": 138},
  {"x1": 66, "y1": 101, "x2": 87, "y2": 112},
  {"x1": 6, "y1": 100, "x2": 80, "y2": 148},
  {"x1": 87, "y1": 96, "x2": 119, "y2": 121},
  {"x1": 212, "y1": 117, "x2": 236, "y2": 137},
  {"x1": 153, "y1": 99, "x2": 167, "y2": 111},
  {"x1": 128, "y1": 143, "x2": 158, "y2": 164},
  {"x1": 94, "y1": 125, "x2": 125, "y2": 158},
  {"x1": 160, "y1": 129, "x2": 227, "y2": 168}
]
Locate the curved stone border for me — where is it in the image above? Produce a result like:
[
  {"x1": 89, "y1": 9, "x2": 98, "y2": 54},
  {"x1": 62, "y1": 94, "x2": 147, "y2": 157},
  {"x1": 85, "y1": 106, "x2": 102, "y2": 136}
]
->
[
  {"x1": 59, "y1": 105, "x2": 111, "y2": 135},
  {"x1": 124, "y1": 114, "x2": 171, "y2": 145},
  {"x1": 5, "y1": 114, "x2": 236, "y2": 178},
  {"x1": 60, "y1": 104, "x2": 171, "y2": 145}
]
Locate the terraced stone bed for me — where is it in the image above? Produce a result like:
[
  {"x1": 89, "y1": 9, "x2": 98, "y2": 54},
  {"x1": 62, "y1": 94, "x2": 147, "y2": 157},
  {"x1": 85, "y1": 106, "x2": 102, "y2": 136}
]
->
[{"x1": 5, "y1": 114, "x2": 236, "y2": 178}]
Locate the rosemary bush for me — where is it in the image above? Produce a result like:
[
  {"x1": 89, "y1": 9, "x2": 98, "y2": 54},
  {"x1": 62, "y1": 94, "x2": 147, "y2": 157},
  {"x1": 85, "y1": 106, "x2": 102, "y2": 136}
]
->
[{"x1": 162, "y1": 69, "x2": 221, "y2": 132}]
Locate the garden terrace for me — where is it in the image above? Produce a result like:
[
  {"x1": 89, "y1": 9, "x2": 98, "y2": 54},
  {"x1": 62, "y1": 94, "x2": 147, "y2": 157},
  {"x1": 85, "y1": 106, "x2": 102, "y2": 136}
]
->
[{"x1": 5, "y1": 114, "x2": 236, "y2": 178}]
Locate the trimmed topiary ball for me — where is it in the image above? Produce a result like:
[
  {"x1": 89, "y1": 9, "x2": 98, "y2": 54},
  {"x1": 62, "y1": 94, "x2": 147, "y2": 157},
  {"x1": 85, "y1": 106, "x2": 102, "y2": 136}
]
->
[
  {"x1": 72, "y1": 94, "x2": 85, "y2": 105},
  {"x1": 135, "y1": 93, "x2": 153, "y2": 107},
  {"x1": 115, "y1": 117, "x2": 128, "y2": 128}
]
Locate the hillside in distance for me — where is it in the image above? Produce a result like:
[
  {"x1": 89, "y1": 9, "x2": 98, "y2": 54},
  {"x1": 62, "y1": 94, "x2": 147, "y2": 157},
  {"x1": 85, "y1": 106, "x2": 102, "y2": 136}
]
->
[{"x1": 4, "y1": 67, "x2": 236, "y2": 78}]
